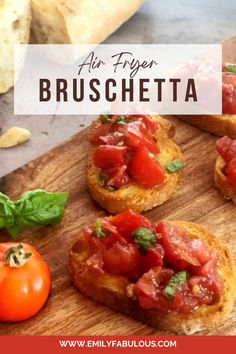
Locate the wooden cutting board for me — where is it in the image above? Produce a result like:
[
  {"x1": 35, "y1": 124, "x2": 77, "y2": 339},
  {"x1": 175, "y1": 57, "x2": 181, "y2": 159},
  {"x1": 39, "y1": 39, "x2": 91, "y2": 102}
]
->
[{"x1": 0, "y1": 37, "x2": 236, "y2": 336}]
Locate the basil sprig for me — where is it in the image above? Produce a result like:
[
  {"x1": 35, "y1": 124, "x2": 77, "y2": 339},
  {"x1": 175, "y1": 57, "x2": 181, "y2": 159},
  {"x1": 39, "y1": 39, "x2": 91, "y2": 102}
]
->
[
  {"x1": 166, "y1": 159, "x2": 183, "y2": 173},
  {"x1": 115, "y1": 116, "x2": 127, "y2": 125},
  {"x1": 162, "y1": 271, "x2": 188, "y2": 302},
  {"x1": 100, "y1": 115, "x2": 111, "y2": 123},
  {"x1": 224, "y1": 63, "x2": 236, "y2": 73},
  {"x1": 0, "y1": 190, "x2": 69, "y2": 238},
  {"x1": 92, "y1": 218, "x2": 109, "y2": 238},
  {"x1": 131, "y1": 227, "x2": 156, "y2": 254}
]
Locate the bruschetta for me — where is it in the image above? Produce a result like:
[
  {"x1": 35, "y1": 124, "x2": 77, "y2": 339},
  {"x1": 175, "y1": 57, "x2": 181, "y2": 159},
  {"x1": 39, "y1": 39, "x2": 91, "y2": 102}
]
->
[
  {"x1": 214, "y1": 136, "x2": 236, "y2": 203},
  {"x1": 87, "y1": 115, "x2": 183, "y2": 214},
  {"x1": 177, "y1": 63, "x2": 236, "y2": 138},
  {"x1": 69, "y1": 210, "x2": 236, "y2": 334}
]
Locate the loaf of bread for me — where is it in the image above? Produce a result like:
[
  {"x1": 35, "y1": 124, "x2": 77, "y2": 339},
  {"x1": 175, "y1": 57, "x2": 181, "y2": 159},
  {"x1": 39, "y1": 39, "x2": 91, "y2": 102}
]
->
[
  {"x1": 0, "y1": 0, "x2": 31, "y2": 93},
  {"x1": 31, "y1": 0, "x2": 146, "y2": 44}
]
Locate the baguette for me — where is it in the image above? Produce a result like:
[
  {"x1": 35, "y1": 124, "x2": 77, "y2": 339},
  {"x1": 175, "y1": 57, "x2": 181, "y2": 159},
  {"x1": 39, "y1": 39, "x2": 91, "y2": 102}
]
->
[
  {"x1": 69, "y1": 220, "x2": 236, "y2": 334},
  {"x1": 87, "y1": 115, "x2": 182, "y2": 214},
  {"x1": 176, "y1": 115, "x2": 236, "y2": 138},
  {"x1": 0, "y1": 0, "x2": 31, "y2": 93},
  {"x1": 214, "y1": 155, "x2": 236, "y2": 204},
  {"x1": 31, "y1": 0, "x2": 145, "y2": 44}
]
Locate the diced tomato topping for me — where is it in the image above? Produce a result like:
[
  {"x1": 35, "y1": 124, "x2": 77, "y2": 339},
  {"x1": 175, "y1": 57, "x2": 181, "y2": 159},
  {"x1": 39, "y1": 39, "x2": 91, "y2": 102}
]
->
[
  {"x1": 111, "y1": 210, "x2": 156, "y2": 241},
  {"x1": 188, "y1": 238, "x2": 211, "y2": 265},
  {"x1": 226, "y1": 157, "x2": 236, "y2": 186},
  {"x1": 90, "y1": 121, "x2": 113, "y2": 145},
  {"x1": 156, "y1": 222, "x2": 201, "y2": 268},
  {"x1": 93, "y1": 145, "x2": 127, "y2": 170},
  {"x1": 222, "y1": 72, "x2": 236, "y2": 115},
  {"x1": 83, "y1": 219, "x2": 122, "y2": 249},
  {"x1": 105, "y1": 166, "x2": 131, "y2": 189},
  {"x1": 102, "y1": 240, "x2": 141, "y2": 279},
  {"x1": 142, "y1": 243, "x2": 164, "y2": 272},
  {"x1": 124, "y1": 122, "x2": 160, "y2": 154},
  {"x1": 99, "y1": 132, "x2": 124, "y2": 145},
  {"x1": 130, "y1": 146, "x2": 165, "y2": 188},
  {"x1": 132, "y1": 115, "x2": 158, "y2": 134},
  {"x1": 86, "y1": 252, "x2": 104, "y2": 274},
  {"x1": 215, "y1": 136, "x2": 236, "y2": 163}
]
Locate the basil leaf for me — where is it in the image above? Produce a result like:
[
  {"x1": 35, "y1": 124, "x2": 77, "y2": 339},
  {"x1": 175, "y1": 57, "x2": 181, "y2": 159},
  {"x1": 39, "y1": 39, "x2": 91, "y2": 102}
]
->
[
  {"x1": 92, "y1": 218, "x2": 109, "y2": 238},
  {"x1": 224, "y1": 63, "x2": 235, "y2": 73},
  {"x1": 131, "y1": 227, "x2": 156, "y2": 254},
  {"x1": 162, "y1": 271, "x2": 188, "y2": 302},
  {"x1": 115, "y1": 116, "x2": 127, "y2": 125},
  {"x1": 129, "y1": 117, "x2": 138, "y2": 122},
  {"x1": 105, "y1": 185, "x2": 116, "y2": 192},
  {"x1": 0, "y1": 193, "x2": 21, "y2": 238},
  {"x1": 100, "y1": 115, "x2": 111, "y2": 123},
  {"x1": 166, "y1": 159, "x2": 183, "y2": 173},
  {"x1": 97, "y1": 173, "x2": 109, "y2": 187},
  {"x1": 15, "y1": 190, "x2": 69, "y2": 226}
]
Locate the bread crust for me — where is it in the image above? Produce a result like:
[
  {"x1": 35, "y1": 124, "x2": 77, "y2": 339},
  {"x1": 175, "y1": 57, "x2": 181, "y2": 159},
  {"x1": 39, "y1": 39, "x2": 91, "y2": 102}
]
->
[
  {"x1": 69, "y1": 220, "x2": 236, "y2": 334},
  {"x1": 87, "y1": 116, "x2": 182, "y2": 214},
  {"x1": 214, "y1": 156, "x2": 236, "y2": 204},
  {"x1": 177, "y1": 115, "x2": 236, "y2": 138}
]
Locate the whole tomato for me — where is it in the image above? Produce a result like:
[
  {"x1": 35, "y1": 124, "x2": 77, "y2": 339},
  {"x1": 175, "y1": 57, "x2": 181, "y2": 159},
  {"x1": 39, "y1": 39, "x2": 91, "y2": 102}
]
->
[{"x1": 0, "y1": 243, "x2": 50, "y2": 322}]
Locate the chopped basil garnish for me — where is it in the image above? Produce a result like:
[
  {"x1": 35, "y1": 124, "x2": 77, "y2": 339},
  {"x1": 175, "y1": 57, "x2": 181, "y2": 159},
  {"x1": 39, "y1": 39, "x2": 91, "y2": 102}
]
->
[
  {"x1": 115, "y1": 116, "x2": 127, "y2": 125},
  {"x1": 131, "y1": 227, "x2": 156, "y2": 254},
  {"x1": 100, "y1": 115, "x2": 111, "y2": 123},
  {"x1": 162, "y1": 271, "x2": 188, "y2": 302},
  {"x1": 97, "y1": 173, "x2": 109, "y2": 187},
  {"x1": 92, "y1": 218, "x2": 109, "y2": 238},
  {"x1": 129, "y1": 117, "x2": 138, "y2": 122},
  {"x1": 166, "y1": 159, "x2": 183, "y2": 173},
  {"x1": 105, "y1": 185, "x2": 116, "y2": 192},
  {"x1": 224, "y1": 63, "x2": 235, "y2": 73}
]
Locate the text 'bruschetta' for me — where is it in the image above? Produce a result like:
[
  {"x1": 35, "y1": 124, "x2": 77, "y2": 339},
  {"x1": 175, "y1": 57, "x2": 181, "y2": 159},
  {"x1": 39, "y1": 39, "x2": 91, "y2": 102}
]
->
[
  {"x1": 87, "y1": 115, "x2": 183, "y2": 213},
  {"x1": 69, "y1": 210, "x2": 235, "y2": 334},
  {"x1": 214, "y1": 136, "x2": 236, "y2": 203}
]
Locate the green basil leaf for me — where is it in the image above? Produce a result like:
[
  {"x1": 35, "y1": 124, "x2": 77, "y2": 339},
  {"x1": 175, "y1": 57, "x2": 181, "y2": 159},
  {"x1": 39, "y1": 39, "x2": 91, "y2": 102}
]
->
[
  {"x1": 131, "y1": 227, "x2": 156, "y2": 254},
  {"x1": 162, "y1": 271, "x2": 188, "y2": 302},
  {"x1": 92, "y1": 218, "x2": 109, "y2": 238},
  {"x1": 100, "y1": 115, "x2": 111, "y2": 123},
  {"x1": 166, "y1": 159, "x2": 183, "y2": 173},
  {"x1": 97, "y1": 174, "x2": 109, "y2": 187},
  {"x1": 0, "y1": 193, "x2": 21, "y2": 238},
  {"x1": 14, "y1": 190, "x2": 69, "y2": 227},
  {"x1": 224, "y1": 62, "x2": 235, "y2": 73},
  {"x1": 115, "y1": 116, "x2": 127, "y2": 125}
]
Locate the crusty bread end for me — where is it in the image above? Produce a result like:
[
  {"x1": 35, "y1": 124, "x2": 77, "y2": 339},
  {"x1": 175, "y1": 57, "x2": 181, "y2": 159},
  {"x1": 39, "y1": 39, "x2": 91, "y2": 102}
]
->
[
  {"x1": 176, "y1": 115, "x2": 236, "y2": 138},
  {"x1": 69, "y1": 220, "x2": 236, "y2": 334}
]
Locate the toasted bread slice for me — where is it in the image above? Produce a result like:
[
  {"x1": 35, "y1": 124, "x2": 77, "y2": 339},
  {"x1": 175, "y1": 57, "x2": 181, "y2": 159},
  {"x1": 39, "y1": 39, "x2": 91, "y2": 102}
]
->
[
  {"x1": 69, "y1": 220, "x2": 236, "y2": 334},
  {"x1": 87, "y1": 116, "x2": 182, "y2": 214},
  {"x1": 214, "y1": 156, "x2": 236, "y2": 204},
  {"x1": 177, "y1": 115, "x2": 236, "y2": 138}
]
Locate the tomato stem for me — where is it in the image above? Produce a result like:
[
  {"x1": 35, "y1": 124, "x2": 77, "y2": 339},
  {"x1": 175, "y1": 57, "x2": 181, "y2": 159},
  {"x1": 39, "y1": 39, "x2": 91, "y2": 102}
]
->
[{"x1": 3, "y1": 244, "x2": 32, "y2": 267}]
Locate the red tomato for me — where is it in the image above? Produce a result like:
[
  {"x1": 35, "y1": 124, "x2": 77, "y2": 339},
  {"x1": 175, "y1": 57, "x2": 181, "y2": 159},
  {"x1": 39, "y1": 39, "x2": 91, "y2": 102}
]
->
[
  {"x1": 135, "y1": 267, "x2": 174, "y2": 311},
  {"x1": 157, "y1": 222, "x2": 201, "y2": 268},
  {"x1": 93, "y1": 145, "x2": 127, "y2": 170},
  {"x1": 222, "y1": 73, "x2": 236, "y2": 114},
  {"x1": 142, "y1": 243, "x2": 165, "y2": 272},
  {"x1": 102, "y1": 240, "x2": 141, "y2": 279},
  {"x1": 129, "y1": 146, "x2": 165, "y2": 188},
  {"x1": 90, "y1": 121, "x2": 113, "y2": 145},
  {"x1": 124, "y1": 123, "x2": 160, "y2": 154},
  {"x1": 99, "y1": 131, "x2": 124, "y2": 145},
  {"x1": 106, "y1": 166, "x2": 131, "y2": 189},
  {"x1": 132, "y1": 115, "x2": 158, "y2": 134},
  {"x1": 188, "y1": 238, "x2": 211, "y2": 265},
  {"x1": 111, "y1": 210, "x2": 156, "y2": 241},
  {"x1": 86, "y1": 252, "x2": 104, "y2": 274},
  {"x1": 83, "y1": 219, "x2": 122, "y2": 249},
  {"x1": 0, "y1": 243, "x2": 50, "y2": 322},
  {"x1": 215, "y1": 136, "x2": 236, "y2": 163},
  {"x1": 226, "y1": 157, "x2": 236, "y2": 186}
]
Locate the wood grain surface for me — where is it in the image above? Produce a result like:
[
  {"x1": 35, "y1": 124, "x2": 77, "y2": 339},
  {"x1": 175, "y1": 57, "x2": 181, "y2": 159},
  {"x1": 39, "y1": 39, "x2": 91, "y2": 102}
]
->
[{"x1": 0, "y1": 37, "x2": 236, "y2": 336}]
